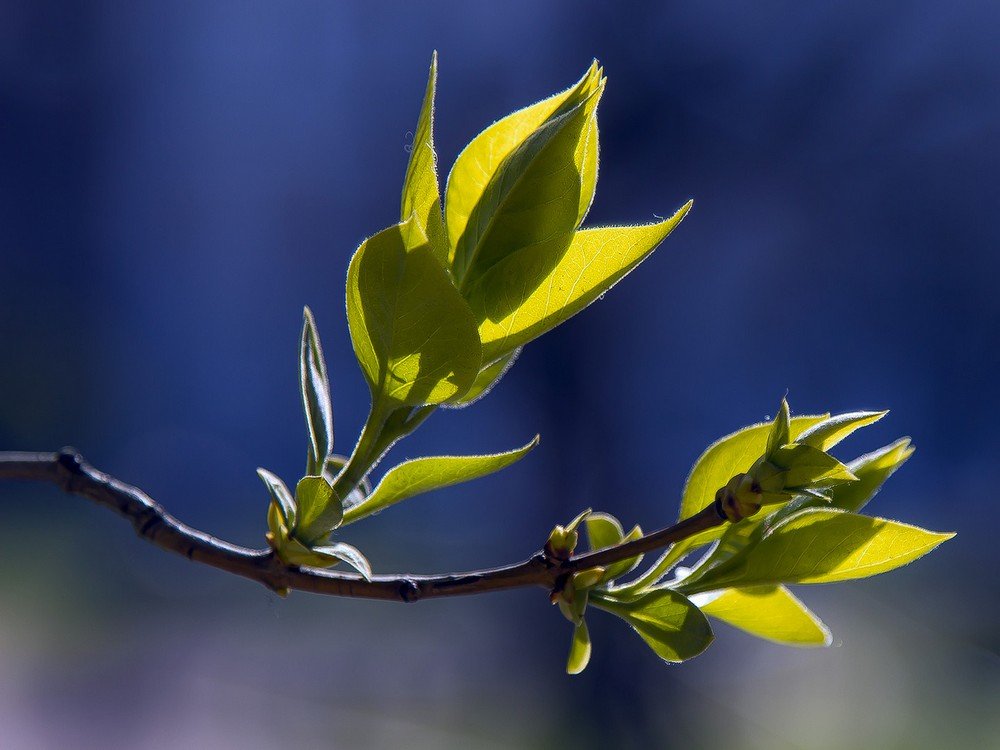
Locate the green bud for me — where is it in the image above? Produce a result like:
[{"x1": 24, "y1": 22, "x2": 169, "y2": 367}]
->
[
  {"x1": 715, "y1": 472, "x2": 762, "y2": 522},
  {"x1": 545, "y1": 524, "x2": 578, "y2": 559},
  {"x1": 545, "y1": 508, "x2": 591, "y2": 559}
]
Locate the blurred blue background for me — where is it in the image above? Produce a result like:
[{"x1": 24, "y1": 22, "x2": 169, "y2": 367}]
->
[{"x1": 2, "y1": 1, "x2": 998, "y2": 748}]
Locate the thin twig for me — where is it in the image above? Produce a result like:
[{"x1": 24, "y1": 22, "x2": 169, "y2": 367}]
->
[{"x1": 0, "y1": 449, "x2": 725, "y2": 603}]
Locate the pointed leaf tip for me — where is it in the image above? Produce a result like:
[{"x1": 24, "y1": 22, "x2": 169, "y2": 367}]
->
[
  {"x1": 797, "y1": 410, "x2": 889, "y2": 452},
  {"x1": 693, "y1": 585, "x2": 833, "y2": 647},
  {"x1": 342, "y1": 435, "x2": 538, "y2": 524}
]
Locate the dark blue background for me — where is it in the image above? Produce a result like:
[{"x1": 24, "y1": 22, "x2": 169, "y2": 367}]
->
[{"x1": 2, "y1": 2, "x2": 997, "y2": 748}]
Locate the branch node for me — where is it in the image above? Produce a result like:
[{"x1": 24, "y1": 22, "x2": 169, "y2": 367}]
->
[
  {"x1": 56, "y1": 447, "x2": 85, "y2": 475},
  {"x1": 399, "y1": 579, "x2": 421, "y2": 603}
]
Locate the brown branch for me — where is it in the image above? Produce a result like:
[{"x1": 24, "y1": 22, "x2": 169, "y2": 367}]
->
[{"x1": 0, "y1": 449, "x2": 725, "y2": 603}]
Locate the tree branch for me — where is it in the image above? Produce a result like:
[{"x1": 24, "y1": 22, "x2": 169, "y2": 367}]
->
[{"x1": 0, "y1": 449, "x2": 725, "y2": 603}]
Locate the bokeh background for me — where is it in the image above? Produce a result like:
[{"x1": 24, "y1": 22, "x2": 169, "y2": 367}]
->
[{"x1": 2, "y1": 2, "x2": 998, "y2": 748}]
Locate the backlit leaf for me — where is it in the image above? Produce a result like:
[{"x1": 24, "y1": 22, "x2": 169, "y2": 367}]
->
[
  {"x1": 691, "y1": 585, "x2": 831, "y2": 647},
  {"x1": 677, "y1": 413, "x2": 828, "y2": 549},
  {"x1": 301, "y1": 307, "x2": 334, "y2": 475},
  {"x1": 769, "y1": 443, "x2": 857, "y2": 489},
  {"x1": 592, "y1": 588, "x2": 713, "y2": 663},
  {"x1": 342, "y1": 435, "x2": 539, "y2": 524},
  {"x1": 796, "y1": 410, "x2": 888, "y2": 452},
  {"x1": 679, "y1": 508, "x2": 954, "y2": 593},
  {"x1": 584, "y1": 512, "x2": 624, "y2": 550},
  {"x1": 442, "y1": 348, "x2": 521, "y2": 409},
  {"x1": 468, "y1": 206, "x2": 691, "y2": 363},
  {"x1": 346, "y1": 218, "x2": 482, "y2": 406},
  {"x1": 451, "y1": 78, "x2": 604, "y2": 290},
  {"x1": 294, "y1": 475, "x2": 341, "y2": 543},
  {"x1": 401, "y1": 52, "x2": 447, "y2": 263},
  {"x1": 584, "y1": 512, "x2": 643, "y2": 583},
  {"x1": 764, "y1": 398, "x2": 791, "y2": 458},
  {"x1": 310, "y1": 542, "x2": 373, "y2": 580},
  {"x1": 445, "y1": 62, "x2": 602, "y2": 270},
  {"x1": 830, "y1": 438, "x2": 915, "y2": 513},
  {"x1": 566, "y1": 620, "x2": 592, "y2": 675}
]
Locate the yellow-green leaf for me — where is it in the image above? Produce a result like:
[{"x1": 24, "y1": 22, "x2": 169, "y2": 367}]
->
[
  {"x1": 442, "y1": 348, "x2": 520, "y2": 409},
  {"x1": 831, "y1": 438, "x2": 915, "y2": 513},
  {"x1": 294, "y1": 475, "x2": 341, "y2": 543},
  {"x1": 346, "y1": 218, "x2": 482, "y2": 406},
  {"x1": 566, "y1": 620, "x2": 592, "y2": 675},
  {"x1": 342, "y1": 435, "x2": 539, "y2": 524},
  {"x1": 764, "y1": 398, "x2": 792, "y2": 458},
  {"x1": 445, "y1": 61, "x2": 602, "y2": 266},
  {"x1": 592, "y1": 588, "x2": 713, "y2": 663},
  {"x1": 769, "y1": 443, "x2": 857, "y2": 490},
  {"x1": 401, "y1": 52, "x2": 447, "y2": 263},
  {"x1": 584, "y1": 512, "x2": 643, "y2": 583},
  {"x1": 584, "y1": 511, "x2": 624, "y2": 551},
  {"x1": 469, "y1": 206, "x2": 691, "y2": 364},
  {"x1": 677, "y1": 413, "x2": 828, "y2": 549},
  {"x1": 691, "y1": 585, "x2": 831, "y2": 647},
  {"x1": 451, "y1": 80, "x2": 605, "y2": 289},
  {"x1": 681, "y1": 509, "x2": 954, "y2": 593},
  {"x1": 796, "y1": 410, "x2": 888, "y2": 452},
  {"x1": 576, "y1": 112, "x2": 599, "y2": 225}
]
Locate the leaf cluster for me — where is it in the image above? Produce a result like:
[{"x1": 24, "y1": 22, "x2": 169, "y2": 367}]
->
[
  {"x1": 258, "y1": 55, "x2": 690, "y2": 576},
  {"x1": 248, "y1": 55, "x2": 951, "y2": 673},
  {"x1": 550, "y1": 399, "x2": 952, "y2": 673}
]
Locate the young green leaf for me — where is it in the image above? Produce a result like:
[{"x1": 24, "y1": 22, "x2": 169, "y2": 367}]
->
[
  {"x1": 768, "y1": 443, "x2": 857, "y2": 490},
  {"x1": 342, "y1": 435, "x2": 539, "y2": 524},
  {"x1": 301, "y1": 307, "x2": 334, "y2": 476},
  {"x1": 796, "y1": 410, "x2": 888, "y2": 452},
  {"x1": 584, "y1": 511, "x2": 624, "y2": 550},
  {"x1": 346, "y1": 217, "x2": 482, "y2": 406},
  {"x1": 258, "y1": 468, "x2": 296, "y2": 527},
  {"x1": 446, "y1": 61, "x2": 602, "y2": 269},
  {"x1": 592, "y1": 588, "x2": 713, "y2": 663},
  {"x1": 401, "y1": 51, "x2": 447, "y2": 263},
  {"x1": 830, "y1": 438, "x2": 915, "y2": 513},
  {"x1": 468, "y1": 207, "x2": 691, "y2": 364},
  {"x1": 311, "y1": 542, "x2": 373, "y2": 580},
  {"x1": 764, "y1": 398, "x2": 792, "y2": 458},
  {"x1": 442, "y1": 348, "x2": 521, "y2": 409},
  {"x1": 566, "y1": 620, "x2": 592, "y2": 675},
  {"x1": 451, "y1": 79, "x2": 605, "y2": 290},
  {"x1": 690, "y1": 585, "x2": 832, "y2": 647},
  {"x1": 752, "y1": 437, "x2": 915, "y2": 535},
  {"x1": 575, "y1": 104, "x2": 599, "y2": 226},
  {"x1": 294, "y1": 475, "x2": 342, "y2": 543},
  {"x1": 584, "y1": 513, "x2": 643, "y2": 584},
  {"x1": 677, "y1": 413, "x2": 828, "y2": 549},
  {"x1": 679, "y1": 508, "x2": 954, "y2": 594}
]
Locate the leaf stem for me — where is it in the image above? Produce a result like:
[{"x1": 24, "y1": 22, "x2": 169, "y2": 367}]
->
[{"x1": 331, "y1": 401, "x2": 438, "y2": 502}]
